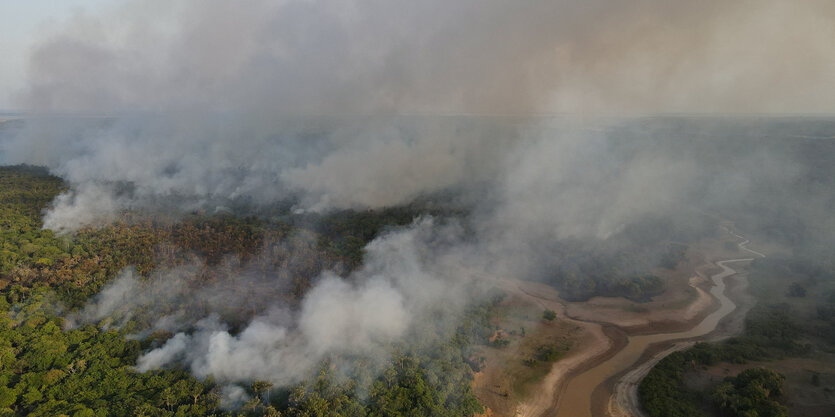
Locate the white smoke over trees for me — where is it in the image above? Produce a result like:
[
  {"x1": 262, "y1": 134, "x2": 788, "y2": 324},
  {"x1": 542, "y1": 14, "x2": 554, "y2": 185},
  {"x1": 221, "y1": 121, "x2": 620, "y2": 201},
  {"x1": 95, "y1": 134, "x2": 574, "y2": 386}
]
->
[
  {"x1": 72, "y1": 218, "x2": 482, "y2": 386},
  {"x1": 2, "y1": 0, "x2": 835, "y2": 395}
]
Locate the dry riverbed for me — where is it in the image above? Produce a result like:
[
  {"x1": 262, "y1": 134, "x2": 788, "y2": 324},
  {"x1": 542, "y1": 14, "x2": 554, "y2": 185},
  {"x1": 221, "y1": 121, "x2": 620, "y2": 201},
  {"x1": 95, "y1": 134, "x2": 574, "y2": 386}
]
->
[{"x1": 473, "y1": 232, "x2": 747, "y2": 417}]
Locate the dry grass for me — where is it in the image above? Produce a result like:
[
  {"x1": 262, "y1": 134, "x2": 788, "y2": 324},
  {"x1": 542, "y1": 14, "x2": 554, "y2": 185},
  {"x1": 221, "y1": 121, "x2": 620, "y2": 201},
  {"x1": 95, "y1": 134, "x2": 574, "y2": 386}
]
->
[{"x1": 472, "y1": 293, "x2": 580, "y2": 415}]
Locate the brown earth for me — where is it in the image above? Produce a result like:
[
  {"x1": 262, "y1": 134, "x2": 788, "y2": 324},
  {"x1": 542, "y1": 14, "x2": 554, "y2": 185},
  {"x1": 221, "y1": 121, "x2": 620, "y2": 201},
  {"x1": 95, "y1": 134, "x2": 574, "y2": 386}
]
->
[
  {"x1": 458, "y1": 267, "x2": 580, "y2": 417},
  {"x1": 472, "y1": 281, "x2": 614, "y2": 417},
  {"x1": 561, "y1": 229, "x2": 760, "y2": 417},
  {"x1": 593, "y1": 266, "x2": 758, "y2": 417},
  {"x1": 472, "y1": 227, "x2": 764, "y2": 417},
  {"x1": 563, "y1": 245, "x2": 734, "y2": 336},
  {"x1": 473, "y1": 235, "x2": 730, "y2": 416}
]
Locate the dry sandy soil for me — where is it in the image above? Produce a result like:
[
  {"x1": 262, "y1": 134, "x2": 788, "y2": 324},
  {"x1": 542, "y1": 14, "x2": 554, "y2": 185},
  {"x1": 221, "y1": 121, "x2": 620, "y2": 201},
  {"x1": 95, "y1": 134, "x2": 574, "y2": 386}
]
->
[
  {"x1": 472, "y1": 280, "x2": 626, "y2": 417},
  {"x1": 563, "y1": 247, "x2": 718, "y2": 333},
  {"x1": 474, "y1": 234, "x2": 729, "y2": 417},
  {"x1": 472, "y1": 281, "x2": 608, "y2": 417},
  {"x1": 594, "y1": 228, "x2": 766, "y2": 417},
  {"x1": 474, "y1": 228, "x2": 764, "y2": 416},
  {"x1": 473, "y1": 228, "x2": 762, "y2": 417},
  {"x1": 598, "y1": 258, "x2": 759, "y2": 417}
]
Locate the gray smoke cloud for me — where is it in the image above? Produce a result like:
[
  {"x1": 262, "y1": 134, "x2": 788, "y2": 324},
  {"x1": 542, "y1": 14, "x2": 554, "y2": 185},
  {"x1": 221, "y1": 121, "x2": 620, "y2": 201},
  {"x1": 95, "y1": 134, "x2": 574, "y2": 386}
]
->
[
  {"x1": 67, "y1": 266, "x2": 191, "y2": 329},
  {"x1": 16, "y1": 1, "x2": 835, "y2": 115},
  {"x1": 95, "y1": 218, "x2": 485, "y2": 385},
  {"x1": 1, "y1": 0, "x2": 834, "y2": 231},
  {"x1": 219, "y1": 385, "x2": 251, "y2": 410},
  {"x1": 2, "y1": 0, "x2": 835, "y2": 392}
]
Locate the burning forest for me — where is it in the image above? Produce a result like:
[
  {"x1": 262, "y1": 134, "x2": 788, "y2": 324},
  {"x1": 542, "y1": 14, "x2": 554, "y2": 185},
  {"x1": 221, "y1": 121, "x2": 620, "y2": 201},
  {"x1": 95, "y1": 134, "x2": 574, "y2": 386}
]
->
[{"x1": 0, "y1": 1, "x2": 835, "y2": 416}]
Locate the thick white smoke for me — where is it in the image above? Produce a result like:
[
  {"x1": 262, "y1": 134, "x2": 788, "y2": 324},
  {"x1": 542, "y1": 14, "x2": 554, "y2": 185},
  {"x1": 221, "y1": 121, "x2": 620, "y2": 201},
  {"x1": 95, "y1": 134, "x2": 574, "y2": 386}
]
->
[
  {"x1": 119, "y1": 218, "x2": 480, "y2": 385},
  {"x1": 2, "y1": 0, "x2": 835, "y2": 231},
  {"x1": 2, "y1": 0, "x2": 835, "y2": 392}
]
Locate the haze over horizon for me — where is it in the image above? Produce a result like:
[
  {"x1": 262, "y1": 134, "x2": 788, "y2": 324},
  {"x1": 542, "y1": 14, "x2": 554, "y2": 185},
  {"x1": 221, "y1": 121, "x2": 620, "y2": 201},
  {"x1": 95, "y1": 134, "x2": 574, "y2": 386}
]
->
[
  {"x1": 0, "y1": 2, "x2": 834, "y2": 416},
  {"x1": 1, "y1": 0, "x2": 835, "y2": 115}
]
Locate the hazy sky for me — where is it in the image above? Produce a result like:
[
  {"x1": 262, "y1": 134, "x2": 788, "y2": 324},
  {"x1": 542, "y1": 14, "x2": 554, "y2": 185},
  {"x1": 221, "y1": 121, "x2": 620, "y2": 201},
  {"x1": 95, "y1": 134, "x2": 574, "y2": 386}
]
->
[
  {"x1": 4, "y1": 1, "x2": 835, "y2": 114},
  {"x1": 0, "y1": 0, "x2": 115, "y2": 109}
]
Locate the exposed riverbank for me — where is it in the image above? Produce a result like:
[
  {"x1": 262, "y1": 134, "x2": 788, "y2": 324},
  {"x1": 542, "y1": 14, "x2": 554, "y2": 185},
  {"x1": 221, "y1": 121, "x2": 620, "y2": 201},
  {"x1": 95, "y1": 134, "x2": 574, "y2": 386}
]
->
[
  {"x1": 603, "y1": 259, "x2": 757, "y2": 417},
  {"x1": 556, "y1": 229, "x2": 763, "y2": 417},
  {"x1": 604, "y1": 231, "x2": 765, "y2": 417},
  {"x1": 472, "y1": 231, "x2": 763, "y2": 417}
]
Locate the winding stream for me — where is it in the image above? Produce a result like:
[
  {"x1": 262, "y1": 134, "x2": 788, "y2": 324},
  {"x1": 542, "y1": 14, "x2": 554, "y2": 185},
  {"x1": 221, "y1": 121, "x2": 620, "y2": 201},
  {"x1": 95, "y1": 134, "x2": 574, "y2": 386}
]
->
[{"x1": 554, "y1": 232, "x2": 763, "y2": 417}]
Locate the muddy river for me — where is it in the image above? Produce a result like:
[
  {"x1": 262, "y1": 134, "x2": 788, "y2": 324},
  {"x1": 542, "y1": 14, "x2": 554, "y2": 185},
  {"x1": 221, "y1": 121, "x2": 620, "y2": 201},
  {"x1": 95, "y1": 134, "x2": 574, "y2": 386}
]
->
[{"x1": 554, "y1": 257, "x2": 753, "y2": 417}]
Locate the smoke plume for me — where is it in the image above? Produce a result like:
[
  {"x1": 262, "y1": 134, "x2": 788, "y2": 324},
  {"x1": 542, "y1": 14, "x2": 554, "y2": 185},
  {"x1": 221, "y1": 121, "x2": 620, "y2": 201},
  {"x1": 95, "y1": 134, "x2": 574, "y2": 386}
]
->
[
  {"x1": 2, "y1": 0, "x2": 835, "y2": 392},
  {"x1": 80, "y1": 218, "x2": 482, "y2": 385},
  {"x1": 1, "y1": 0, "x2": 835, "y2": 231}
]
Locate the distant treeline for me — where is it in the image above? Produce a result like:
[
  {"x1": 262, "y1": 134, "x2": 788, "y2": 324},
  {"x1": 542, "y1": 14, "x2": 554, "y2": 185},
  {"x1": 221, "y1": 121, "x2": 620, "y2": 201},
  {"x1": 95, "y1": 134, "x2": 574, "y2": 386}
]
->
[{"x1": 540, "y1": 215, "x2": 711, "y2": 302}]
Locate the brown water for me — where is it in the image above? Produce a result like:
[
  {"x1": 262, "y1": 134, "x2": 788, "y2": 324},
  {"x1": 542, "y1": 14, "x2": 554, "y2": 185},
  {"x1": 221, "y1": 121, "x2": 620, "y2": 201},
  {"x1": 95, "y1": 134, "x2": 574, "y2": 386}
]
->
[{"x1": 554, "y1": 258, "x2": 752, "y2": 417}]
